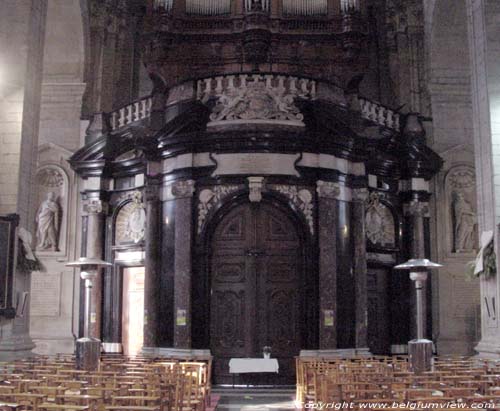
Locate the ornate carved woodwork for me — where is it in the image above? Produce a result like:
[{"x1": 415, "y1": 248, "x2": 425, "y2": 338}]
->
[{"x1": 210, "y1": 202, "x2": 302, "y2": 384}]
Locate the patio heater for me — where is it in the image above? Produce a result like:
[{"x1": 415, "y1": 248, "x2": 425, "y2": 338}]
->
[
  {"x1": 66, "y1": 257, "x2": 112, "y2": 371},
  {"x1": 394, "y1": 258, "x2": 442, "y2": 374}
]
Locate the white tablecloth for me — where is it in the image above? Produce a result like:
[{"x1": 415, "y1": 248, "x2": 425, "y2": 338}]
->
[{"x1": 229, "y1": 358, "x2": 279, "y2": 374}]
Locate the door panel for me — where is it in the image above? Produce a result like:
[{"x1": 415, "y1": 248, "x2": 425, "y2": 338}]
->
[{"x1": 210, "y1": 202, "x2": 302, "y2": 384}]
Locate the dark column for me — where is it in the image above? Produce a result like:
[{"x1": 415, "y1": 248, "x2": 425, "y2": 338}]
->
[
  {"x1": 406, "y1": 201, "x2": 429, "y2": 340},
  {"x1": 317, "y1": 181, "x2": 339, "y2": 349},
  {"x1": 143, "y1": 178, "x2": 161, "y2": 347},
  {"x1": 352, "y1": 189, "x2": 369, "y2": 349},
  {"x1": 172, "y1": 180, "x2": 195, "y2": 348},
  {"x1": 84, "y1": 198, "x2": 107, "y2": 339}
]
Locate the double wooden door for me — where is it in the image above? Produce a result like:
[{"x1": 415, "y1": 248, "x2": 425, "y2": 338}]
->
[{"x1": 210, "y1": 202, "x2": 302, "y2": 384}]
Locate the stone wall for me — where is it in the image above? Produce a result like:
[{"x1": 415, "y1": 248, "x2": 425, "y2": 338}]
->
[
  {"x1": 0, "y1": 0, "x2": 48, "y2": 359},
  {"x1": 29, "y1": 0, "x2": 85, "y2": 356}
]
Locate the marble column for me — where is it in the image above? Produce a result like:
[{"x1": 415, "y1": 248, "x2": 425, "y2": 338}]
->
[
  {"x1": 84, "y1": 198, "x2": 107, "y2": 339},
  {"x1": 172, "y1": 180, "x2": 196, "y2": 348},
  {"x1": 406, "y1": 201, "x2": 429, "y2": 340},
  {"x1": 352, "y1": 188, "x2": 369, "y2": 349},
  {"x1": 143, "y1": 179, "x2": 161, "y2": 347},
  {"x1": 316, "y1": 181, "x2": 339, "y2": 349}
]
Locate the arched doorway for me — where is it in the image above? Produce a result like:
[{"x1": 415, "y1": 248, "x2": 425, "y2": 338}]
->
[{"x1": 209, "y1": 202, "x2": 303, "y2": 385}]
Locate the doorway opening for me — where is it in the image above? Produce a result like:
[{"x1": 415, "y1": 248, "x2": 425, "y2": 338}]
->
[
  {"x1": 122, "y1": 266, "x2": 145, "y2": 356},
  {"x1": 209, "y1": 202, "x2": 304, "y2": 385}
]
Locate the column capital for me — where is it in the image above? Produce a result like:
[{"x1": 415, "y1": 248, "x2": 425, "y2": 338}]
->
[
  {"x1": 171, "y1": 180, "x2": 196, "y2": 199},
  {"x1": 316, "y1": 180, "x2": 340, "y2": 199},
  {"x1": 404, "y1": 200, "x2": 429, "y2": 217},
  {"x1": 84, "y1": 199, "x2": 108, "y2": 215},
  {"x1": 352, "y1": 188, "x2": 369, "y2": 203}
]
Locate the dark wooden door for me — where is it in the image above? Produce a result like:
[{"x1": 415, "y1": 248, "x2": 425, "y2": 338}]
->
[
  {"x1": 367, "y1": 267, "x2": 390, "y2": 354},
  {"x1": 210, "y1": 202, "x2": 302, "y2": 385}
]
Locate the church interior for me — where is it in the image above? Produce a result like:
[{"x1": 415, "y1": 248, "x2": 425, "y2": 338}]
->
[{"x1": 0, "y1": 0, "x2": 500, "y2": 409}]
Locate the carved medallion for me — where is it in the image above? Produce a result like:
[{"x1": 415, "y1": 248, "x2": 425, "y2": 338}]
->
[
  {"x1": 115, "y1": 191, "x2": 146, "y2": 244},
  {"x1": 365, "y1": 192, "x2": 395, "y2": 247}
]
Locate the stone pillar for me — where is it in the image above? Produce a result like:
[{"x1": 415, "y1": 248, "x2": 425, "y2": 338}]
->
[
  {"x1": 172, "y1": 180, "x2": 195, "y2": 348},
  {"x1": 316, "y1": 181, "x2": 339, "y2": 349},
  {"x1": 143, "y1": 178, "x2": 161, "y2": 347},
  {"x1": 466, "y1": 0, "x2": 500, "y2": 358},
  {"x1": 84, "y1": 197, "x2": 107, "y2": 339},
  {"x1": 0, "y1": 0, "x2": 47, "y2": 360},
  {"x1": 405, "y1": 201, "x2": 429, "y2": 340},
  {"x1": 352, "y1": 188, "x2": 369, "y2": 350}
]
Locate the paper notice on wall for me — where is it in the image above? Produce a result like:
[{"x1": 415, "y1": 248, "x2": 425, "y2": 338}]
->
[
  {"x1": 324, "y1": 310, "x2": 334, "y2": 327},
  {"x1": 176, "y1": 309, "x2": 187, "y2": 326}
]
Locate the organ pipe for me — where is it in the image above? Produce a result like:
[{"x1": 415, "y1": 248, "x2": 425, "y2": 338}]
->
[
  {"x1": 153, "y1": 0, "x2": 173, "y2": 11},
  {"x1": 282, "y1": 0, "x2": 328, "y2": 16},
  {"x1": 186, "y1": 0, "x2": 231, "y2": 15}
]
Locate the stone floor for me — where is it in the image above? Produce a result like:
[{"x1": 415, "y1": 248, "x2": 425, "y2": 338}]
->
[{"x1": 213, "y1": 388, "x2": 297, "y2": 411}]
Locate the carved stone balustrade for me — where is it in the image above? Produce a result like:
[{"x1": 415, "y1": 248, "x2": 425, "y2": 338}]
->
[
  {"x1": 109, "y1": 96, "x2": 153, "y2": 131},
  {"x1": 358, "y1": 97, "x2": 401, "y2": 131}
]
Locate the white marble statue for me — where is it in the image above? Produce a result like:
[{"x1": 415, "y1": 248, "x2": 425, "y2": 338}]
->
[
  {"x1": 36, "y1": 191, "x2": 60, "y2": 251},
  {"x1": 453, "y1": 191, "x2": 476, "y2": 252}
]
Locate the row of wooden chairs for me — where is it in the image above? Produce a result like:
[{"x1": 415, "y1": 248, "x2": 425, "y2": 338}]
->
[
  {"x1": 296, "y1": 356, "x2": 500, "y2": 410},
  {"x1": 0, "y1": 354, "x2": 212, "y2": 411}
]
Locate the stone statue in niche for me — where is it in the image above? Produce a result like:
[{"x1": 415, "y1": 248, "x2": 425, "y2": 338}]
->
[
  {"x1": 365, "y1": 192, "x2": 395, "y2": 247},
  {"x1": 36, "y1": 192, "x2": 61, "y2": 251},
  {"x1": 452, "y1": 191, "x2": 476, "y2": 252},
  {"x1": 447, "y1": 166, "x2": 477, "y2": 253}
]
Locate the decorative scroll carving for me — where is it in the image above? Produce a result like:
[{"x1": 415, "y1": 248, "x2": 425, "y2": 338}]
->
[
  {"x1": 447, "y1": 167, "x2": 477, "y2": 253},
  {"x1": 316, "y1": 181, "x2": 340, "y2": 199},
  {"x1": 270, "y1": 185, "x2": 314, "y2": 235},
  {"x1": 115, "y1": 192, "x2": 146, "y2": 244},
  {"x1": 198, "y1": 74, "x2": 316, "y2": 127},
  {"x1": 210, "y1": 81, "x2": 303, "y2": 124},
  {"x1": 248, "y1": 177, "x2": 264, "y2": 203},
  {"x1": 365, "y1": 192, "x2": 395, "y2": 247},
  {"x1": 197, "y1": 185, "x2": 239, "y2": 234}
]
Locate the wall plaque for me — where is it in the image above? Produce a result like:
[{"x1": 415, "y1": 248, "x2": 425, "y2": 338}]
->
[{"x1": 30, "y1": 271, "x2": 61, "y2": 317}]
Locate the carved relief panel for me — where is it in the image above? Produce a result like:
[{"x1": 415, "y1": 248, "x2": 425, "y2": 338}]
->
[
  {"x1": 445, "y1": 166, "x2": 477, "y2": 254},
  {"x1": 35, "y1": 166, "x2": 69, "y2": 255},
  {"x1": 114, "y1": 191, "x2": 147, "y2": 245},
  {"x1": 365, "y1": 192, "x2": 395, "y2": 248}
]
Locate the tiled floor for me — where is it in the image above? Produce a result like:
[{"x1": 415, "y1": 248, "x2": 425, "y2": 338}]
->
[{"x1": 214, "y1": 389, "x2": 297, "y2": 411}]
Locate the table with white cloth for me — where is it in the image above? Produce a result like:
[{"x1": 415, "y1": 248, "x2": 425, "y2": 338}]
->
[{"x1": 228, "y1": 358, "x2": 279, "y2": 386}]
